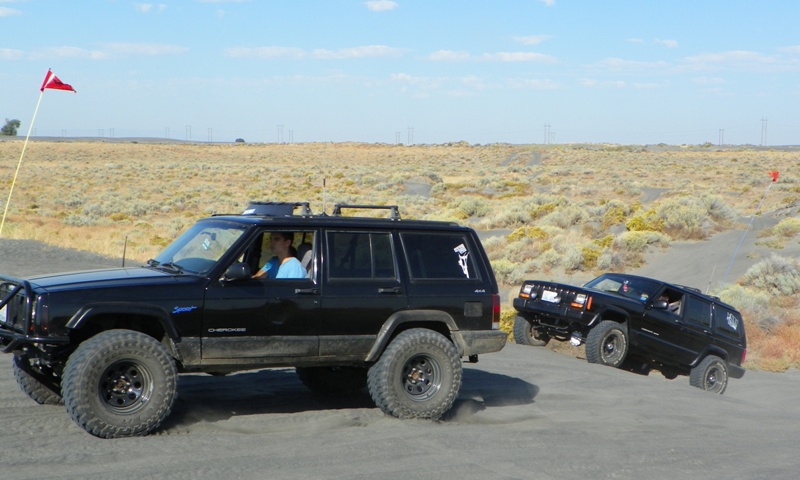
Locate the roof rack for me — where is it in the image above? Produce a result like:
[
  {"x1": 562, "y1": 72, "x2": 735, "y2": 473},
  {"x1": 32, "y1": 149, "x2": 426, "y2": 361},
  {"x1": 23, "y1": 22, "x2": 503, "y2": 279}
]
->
[
  {"x1": 332, "y1": 204, "x2": 401, "y2": 220},
  {"x1": 242, "y1": 201, "x2": 312, "y2": 217}
]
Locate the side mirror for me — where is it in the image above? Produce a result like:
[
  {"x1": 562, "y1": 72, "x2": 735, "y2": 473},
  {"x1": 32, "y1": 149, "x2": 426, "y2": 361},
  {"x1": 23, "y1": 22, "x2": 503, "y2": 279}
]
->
[
  {"x1": 653, "y1": 299, "x2": 669, "y2": 310},
  {"x1": 223, "y1": 262, "x2": 252, "y2": 282}
]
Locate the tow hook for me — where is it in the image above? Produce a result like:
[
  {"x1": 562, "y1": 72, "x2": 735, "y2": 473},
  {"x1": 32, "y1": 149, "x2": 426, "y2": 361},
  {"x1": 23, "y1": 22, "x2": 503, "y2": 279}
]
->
[
  {"x1": 570, "y1": 332, "x2": 583, "y2": 346},
  {"x1": 468, "y1": 354, "x2": 479, "y2": 363}
]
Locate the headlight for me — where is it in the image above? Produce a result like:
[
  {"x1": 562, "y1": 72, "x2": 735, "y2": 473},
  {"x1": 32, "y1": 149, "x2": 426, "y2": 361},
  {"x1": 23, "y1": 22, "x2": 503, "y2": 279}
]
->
[
  {"x1": 570, "y1": 293, "x2": 592, "y2": 309},
  {"x1": 519, "y1": 284, "x2": 536, "y2": 298}
]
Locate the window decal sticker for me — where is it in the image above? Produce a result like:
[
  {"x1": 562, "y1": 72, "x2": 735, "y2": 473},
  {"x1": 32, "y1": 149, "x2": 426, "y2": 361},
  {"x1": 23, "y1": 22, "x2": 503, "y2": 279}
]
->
[
  {"x1": 726, "y1": 312, "x2": 739, "y2": 330},
  {"x1": 454, "y1": 243, "x2": 470, "y2": 278}
]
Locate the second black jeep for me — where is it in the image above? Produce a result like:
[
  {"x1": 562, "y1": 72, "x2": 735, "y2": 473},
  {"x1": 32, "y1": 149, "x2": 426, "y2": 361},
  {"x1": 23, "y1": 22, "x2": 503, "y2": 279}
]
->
[{"x1": 513, "y1": 273, "x2": 746, "y2": 394}]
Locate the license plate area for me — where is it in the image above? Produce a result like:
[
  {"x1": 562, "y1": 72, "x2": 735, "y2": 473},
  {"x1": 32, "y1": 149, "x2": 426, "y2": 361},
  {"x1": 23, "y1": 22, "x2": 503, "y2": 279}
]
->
[{"x1": 541, "y1": 290, "x2": 559, "y2": 303}]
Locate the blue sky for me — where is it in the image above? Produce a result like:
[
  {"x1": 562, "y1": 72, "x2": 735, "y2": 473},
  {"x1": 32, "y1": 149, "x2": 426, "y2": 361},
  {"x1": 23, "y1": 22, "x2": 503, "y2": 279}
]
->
[{"x1": 1, "y1": 0, "x2": 799, "y2": 145}]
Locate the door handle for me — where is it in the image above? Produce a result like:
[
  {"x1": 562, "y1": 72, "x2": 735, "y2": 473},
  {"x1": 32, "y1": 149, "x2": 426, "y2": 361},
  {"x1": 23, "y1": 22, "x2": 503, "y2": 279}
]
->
[
  {"x1": 379, "y1": 287, "x2": 402, "y2": 294},
  {"x1": 295, "y1": 288, "x2": 320, "y2": 294}
]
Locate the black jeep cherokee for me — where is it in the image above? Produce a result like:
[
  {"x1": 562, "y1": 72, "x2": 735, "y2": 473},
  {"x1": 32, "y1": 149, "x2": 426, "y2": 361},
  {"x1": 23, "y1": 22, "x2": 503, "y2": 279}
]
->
[
  {"x1": 513, "y1": 273, "x2": 746, "y2": 394},
  {"x1": 0, "y1": 202, "x2": 506, "y2": 438}
]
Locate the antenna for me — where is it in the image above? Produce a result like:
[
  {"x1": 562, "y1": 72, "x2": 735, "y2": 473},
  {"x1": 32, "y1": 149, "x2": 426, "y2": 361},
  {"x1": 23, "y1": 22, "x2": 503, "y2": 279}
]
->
[{"x1": 322, "y1": 177, "x2": 327, "y2": 215}]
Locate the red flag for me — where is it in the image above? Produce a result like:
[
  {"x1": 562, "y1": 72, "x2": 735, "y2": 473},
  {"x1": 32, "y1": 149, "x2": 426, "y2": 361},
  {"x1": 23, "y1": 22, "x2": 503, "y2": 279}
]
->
[
  {"x1": 40, "y1": 69, "x2": 76, "y2": 93},
  {"x1": 769, "y1": 171, "x2": 779, "y2": 182}
]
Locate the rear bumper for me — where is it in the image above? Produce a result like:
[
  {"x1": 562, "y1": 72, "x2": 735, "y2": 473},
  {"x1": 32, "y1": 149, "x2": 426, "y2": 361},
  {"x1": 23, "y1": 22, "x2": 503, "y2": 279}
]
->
[
  {"x1": 729, "y1": 363, "x2": 746, "y2": 379},
  {"x1": 456, "y1": 329, "x2": 507, "y2": 356}
]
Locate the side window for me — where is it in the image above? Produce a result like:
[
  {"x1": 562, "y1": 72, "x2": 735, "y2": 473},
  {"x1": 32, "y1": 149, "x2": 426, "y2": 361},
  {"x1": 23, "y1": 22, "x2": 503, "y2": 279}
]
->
[
  {"x1": 683, "y1": 295, "x2": 711, "y2": 327},
  {"x1": 401, "y1": 232, "x2": 479, "y2": 280},
  {"x1": 250, "y1": 230, "x2": 313, "y2": 280},
  {"x1": 327, "y1": 231, "x2": 396, "y2": 280}
]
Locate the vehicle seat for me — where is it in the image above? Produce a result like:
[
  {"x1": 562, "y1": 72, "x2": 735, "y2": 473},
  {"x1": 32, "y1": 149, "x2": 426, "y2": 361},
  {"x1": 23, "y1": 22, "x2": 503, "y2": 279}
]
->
[{"x1": 296, "y1": 242, "x2": 313, "y2": 271}]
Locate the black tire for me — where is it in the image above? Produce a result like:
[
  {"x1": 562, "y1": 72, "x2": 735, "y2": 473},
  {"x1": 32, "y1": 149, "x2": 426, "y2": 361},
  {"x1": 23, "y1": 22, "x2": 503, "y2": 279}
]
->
[
  {"x1": 296, "y1": 366, "x2": 368, "y2": 395},
  {"x1": 689, "y1": 355, "x2": 728, "y2": 394},
  {"x1": 12, "y1": 353, "x2": 63, "y2": 405},
  {"x1": 367, "y1": 329, "x2": 462, "y2": 420},
  {"x1": 513, "y1": 316, "x2": 549, "y2": 346},
  {"x1": 585, "y1": 320, "x2": 629, "y2": 368},
  {"x1": 62, "y1": 330, "x2": 177, "y2": 438}
]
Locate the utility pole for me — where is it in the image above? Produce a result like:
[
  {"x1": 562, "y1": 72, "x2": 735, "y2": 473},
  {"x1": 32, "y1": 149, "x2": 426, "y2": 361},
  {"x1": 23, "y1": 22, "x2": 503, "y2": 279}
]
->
[
  {"x1": 760, "y1": 117, "x2": 768, "y2": 146},
  {"x1": 543, "y1": 124, "x2": 551, "y2": 144},
  {"x1": 719, "y1": 129, "x2": 724, "y2": 146}
]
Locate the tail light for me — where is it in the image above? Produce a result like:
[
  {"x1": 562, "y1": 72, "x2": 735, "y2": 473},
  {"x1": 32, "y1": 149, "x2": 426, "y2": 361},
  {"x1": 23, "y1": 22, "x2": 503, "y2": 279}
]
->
[{"x1": 491, "y1": 293, "x2": 501, "y2": 330}]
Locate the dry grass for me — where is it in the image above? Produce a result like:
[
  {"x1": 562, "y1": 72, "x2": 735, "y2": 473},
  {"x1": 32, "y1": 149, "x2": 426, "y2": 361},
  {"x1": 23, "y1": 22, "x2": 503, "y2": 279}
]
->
[{"x1": 2, "y1": 140, "x2": 799, "y2": 370}]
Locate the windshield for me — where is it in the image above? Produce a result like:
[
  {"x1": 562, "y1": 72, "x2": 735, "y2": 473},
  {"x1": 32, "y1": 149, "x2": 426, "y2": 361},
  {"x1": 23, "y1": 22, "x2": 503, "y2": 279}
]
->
[
  {"x1": 151, "y1": 220, "x2": 248, "y2": 275},
  {"x1": 584, "y1": 274, "x2": 661, "y2": 303}
]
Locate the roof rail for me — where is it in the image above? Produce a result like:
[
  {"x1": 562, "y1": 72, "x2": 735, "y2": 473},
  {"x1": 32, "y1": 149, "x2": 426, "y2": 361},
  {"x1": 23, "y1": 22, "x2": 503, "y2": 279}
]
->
[
  {"x1": 332, "y1": 204, "x2": 401, "y2": 220},
  {"x1": 242, "y1": 201, "x2": 312, "y2": 217}
]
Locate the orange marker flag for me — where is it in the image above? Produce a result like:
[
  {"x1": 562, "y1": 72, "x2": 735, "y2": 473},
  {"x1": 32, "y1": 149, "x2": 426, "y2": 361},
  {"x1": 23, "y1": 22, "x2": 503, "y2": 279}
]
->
[{"x1": 769, "y1": 171, "x2": 779, "y2": 182}]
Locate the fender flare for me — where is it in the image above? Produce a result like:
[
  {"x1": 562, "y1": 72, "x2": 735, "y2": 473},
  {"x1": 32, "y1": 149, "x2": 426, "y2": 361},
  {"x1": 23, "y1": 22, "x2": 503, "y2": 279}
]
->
[
  {"x1": 66, "y1": 302, "x2": 180, "y2": 341},
  {"x1": 365, "y1": 309, "x2": 460, "y2": 362}
]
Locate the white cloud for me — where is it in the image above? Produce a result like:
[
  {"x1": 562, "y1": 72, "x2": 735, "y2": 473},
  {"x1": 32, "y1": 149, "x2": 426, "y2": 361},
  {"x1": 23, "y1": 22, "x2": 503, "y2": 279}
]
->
[
  {"x1": 0, "y1": 6, "x2": 21, "y2": 16},
  {"x1": 539, "y1": 0, "x2": 555, "y2": 6},
  {"x1": 581, "y1": 79, "x2": 627, "y2": 88},
  {"x1": 513, "y1": 35, "x2": 552, "y2": 46},
  {"x1": 778, "y1": 45, "x2": 800, "y2": 54},
  {"x1": 135, "y1": 4, "x2": 167, "y2": 13},
  {"x1": 103, "y1": 43, "x2": 188, "y2": 56},
  {"x1": 655, "y1": 38, "x2": 678, "y2": 48},
  {"x1": 225, "y1": 45, "x2": 405, "y2": 60},
  {"x1": 508, "y1": 78, "x2": 561, "y2": 90},
  {"x1": 596, "y1": 57, "x2": 670, "y2": 70},
  {"x1": 0, "y1": 48, "x2": 24, "y2": 60},
  {"x1": 365, "y1": 0, "x2": 397, "y2": 12},
  {"x1": 482, "y1": 51, "x2": 555, "y2": 63},
  {"x1": 427, "y1": 50, "x2": 471, "y2": 61},
  {"x1": 226, "y1": 46, "x2": 306, "y2": 59},
  {"x1": 428, "y1": 50, "x2": 555, "y2": 63},
  {"x1": 693, "y1": 76, "x2": 725, "y2": 85},
  {"x1": 311, "y1": 45, "x2": 405, "y2": 59}
]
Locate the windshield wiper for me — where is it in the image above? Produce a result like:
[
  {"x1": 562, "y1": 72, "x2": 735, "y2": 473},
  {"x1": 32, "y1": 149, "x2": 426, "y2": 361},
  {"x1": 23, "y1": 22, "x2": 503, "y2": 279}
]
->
[
  {"x1": 146, "y1": 259, "x2": 160, "y2": 267},
  {"x1": 157, "y1": 262, "x2": 184, "y2": 274}
]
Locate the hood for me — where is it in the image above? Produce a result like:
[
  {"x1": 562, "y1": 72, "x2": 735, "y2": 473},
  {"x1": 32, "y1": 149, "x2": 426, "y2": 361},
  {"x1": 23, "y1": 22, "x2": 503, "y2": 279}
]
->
[{"x1": 28, "y1": 267, "x2": 195, "y2": 292}]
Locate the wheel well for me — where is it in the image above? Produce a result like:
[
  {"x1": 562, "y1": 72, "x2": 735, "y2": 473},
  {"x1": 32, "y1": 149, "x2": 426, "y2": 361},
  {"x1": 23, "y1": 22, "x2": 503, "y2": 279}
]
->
[
  {"x1": 391, "y1": 321, "x2": 451, "y2": 341},
  {"x1": 70, "y1": 313, "x2": 168, "y2": 347}
]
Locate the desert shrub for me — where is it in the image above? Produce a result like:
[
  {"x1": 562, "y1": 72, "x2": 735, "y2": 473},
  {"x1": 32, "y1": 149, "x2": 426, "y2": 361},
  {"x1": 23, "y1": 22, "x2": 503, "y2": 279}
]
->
[
  {"x1": 741, "y1": 254, "x2": 800, "y2": 296},
  {"x1": 507, "y1": 226, "x2": 548, "y2": 242},
  {"x1": 448, "y1": 196, "x2": 490, "y2": 218},
  {"x1": 490, "y1": 258, "x2": 516, "y2": 284},
  {"x1": 773, "y1": 217, "x2": 800, "y2": 238},
  {"x1": 626, "y1": 208, "x2": 664, "y2": 232},
  {"x1": 562, "y1": 245, "x2": 584, "y2": 271},
  {"x1": 626, "y1": 195, "x2": 733, "y2": 240},
  {"x1": 539, "y1": 204, "x2": 589, "y2": 229},
  {"x1": 538, "y1": 249, "x2": 561, "y2": 268},
  {"x1": 614, "y1": 231, "x2": 671, "y2": 253},
  {"x1": 596, "y1": 247, "x2": 622, "y2": 270}
]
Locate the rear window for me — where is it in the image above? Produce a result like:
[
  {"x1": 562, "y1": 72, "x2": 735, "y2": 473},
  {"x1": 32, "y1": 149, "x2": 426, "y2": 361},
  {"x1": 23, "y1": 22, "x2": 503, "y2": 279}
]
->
[
  {"x1": 714, "y1": 305, "x2": 744, "y2": 337},
  {"x1": 401, "y1": 232, "x2": 479, "y2": 280}
]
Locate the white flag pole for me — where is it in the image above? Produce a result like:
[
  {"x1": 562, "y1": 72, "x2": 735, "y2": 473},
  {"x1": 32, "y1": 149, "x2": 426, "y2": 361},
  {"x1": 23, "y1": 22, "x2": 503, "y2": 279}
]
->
[{"x1": 0, "y1": 88, "x2": 46, "y2": 237}]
